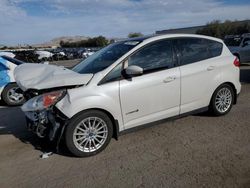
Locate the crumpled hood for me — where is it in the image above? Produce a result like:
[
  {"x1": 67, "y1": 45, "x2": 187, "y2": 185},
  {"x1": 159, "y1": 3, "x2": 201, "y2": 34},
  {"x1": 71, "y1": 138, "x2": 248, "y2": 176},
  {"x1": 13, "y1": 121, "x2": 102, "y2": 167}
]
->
[{"x1": 14, "y1": 63, "x2": 93, "y2": 91}]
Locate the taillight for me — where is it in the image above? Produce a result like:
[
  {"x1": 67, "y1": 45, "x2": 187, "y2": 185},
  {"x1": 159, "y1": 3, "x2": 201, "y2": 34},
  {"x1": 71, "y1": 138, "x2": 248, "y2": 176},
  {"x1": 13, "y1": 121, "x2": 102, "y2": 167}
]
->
[{"x1": 233, "y1": 57, "x2": 240, "y2": 67}]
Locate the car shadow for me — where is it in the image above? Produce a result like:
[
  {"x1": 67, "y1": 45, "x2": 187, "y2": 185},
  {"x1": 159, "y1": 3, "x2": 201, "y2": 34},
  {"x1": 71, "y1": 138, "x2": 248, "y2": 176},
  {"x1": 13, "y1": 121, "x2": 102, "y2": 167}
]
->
[{"x1": 0, "y1": 107, "x2": 73, "y2": 157}]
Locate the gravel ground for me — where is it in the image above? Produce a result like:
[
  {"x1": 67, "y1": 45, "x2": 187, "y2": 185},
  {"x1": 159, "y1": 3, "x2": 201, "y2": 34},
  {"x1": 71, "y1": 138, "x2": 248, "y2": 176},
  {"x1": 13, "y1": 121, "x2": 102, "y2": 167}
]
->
[{"x1": 0, "y1": 64, "x2": 249, "y2": 188}]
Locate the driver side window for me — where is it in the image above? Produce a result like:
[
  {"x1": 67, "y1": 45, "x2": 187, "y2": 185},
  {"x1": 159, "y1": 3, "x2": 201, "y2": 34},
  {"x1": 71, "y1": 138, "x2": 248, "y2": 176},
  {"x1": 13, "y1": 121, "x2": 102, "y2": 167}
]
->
[{"x1": 127, "y1": 40, "x2": 174, "y2": 74}]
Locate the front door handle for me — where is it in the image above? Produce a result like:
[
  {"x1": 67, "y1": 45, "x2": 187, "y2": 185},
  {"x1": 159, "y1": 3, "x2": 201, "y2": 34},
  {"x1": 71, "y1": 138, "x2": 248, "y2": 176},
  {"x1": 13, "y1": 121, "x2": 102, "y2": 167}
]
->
[
  {"x1": 207, "y1": 66, "x2": 216, "y2": 71},
  {"x1": 163, "y1": 76, "x2": 176, "y2": 83}
]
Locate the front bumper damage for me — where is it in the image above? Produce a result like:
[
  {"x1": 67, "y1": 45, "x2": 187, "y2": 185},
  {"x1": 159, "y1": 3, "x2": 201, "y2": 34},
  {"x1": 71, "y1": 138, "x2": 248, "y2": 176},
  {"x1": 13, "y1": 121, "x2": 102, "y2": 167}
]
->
[{"x1": 24, "y1": 107, "x2": 68, "y2": 144}]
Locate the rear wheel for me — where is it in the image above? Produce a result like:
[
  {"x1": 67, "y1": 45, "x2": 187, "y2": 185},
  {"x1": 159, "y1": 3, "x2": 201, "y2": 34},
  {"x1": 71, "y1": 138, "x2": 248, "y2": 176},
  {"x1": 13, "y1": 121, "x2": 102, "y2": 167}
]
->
[
  {"x1": 210, "y1": 84, "x2": 234, "y2": 116},
  {"x1": 65, "y1": 110, "x2": 113, "y2": 157},
  {"x1": 1, "y1": 83, "x2": 25, "y2": 106}
]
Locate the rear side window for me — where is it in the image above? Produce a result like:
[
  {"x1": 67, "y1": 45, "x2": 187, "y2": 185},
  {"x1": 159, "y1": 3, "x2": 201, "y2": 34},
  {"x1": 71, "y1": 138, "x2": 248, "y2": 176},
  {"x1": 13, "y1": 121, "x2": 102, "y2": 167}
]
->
[
  {"x1": 175, "y1": 38, "x2": 223, "y2": 66},
  {"x1": 206, "y1": 39, "x2": 223, "y2": 57}
]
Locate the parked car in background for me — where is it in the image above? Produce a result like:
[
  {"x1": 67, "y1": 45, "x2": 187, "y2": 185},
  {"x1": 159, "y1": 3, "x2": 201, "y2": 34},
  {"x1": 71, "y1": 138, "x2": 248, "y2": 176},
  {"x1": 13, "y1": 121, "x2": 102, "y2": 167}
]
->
[
  {"x1": 15, "y1": 34, "x2": 241, "y2": 157},
  {"x1": 15, "y1": 50, "x2": 40, "y2": 63},
  {"x1": 52, "y1": 51, "x2": 67, "y2": 61},
  {"x1": 35, "y1": 50, "x2": 54, "y2": 62},
  {"x1": 82, "y1": 49, "x2": 95, "y2": 58},
  {"x1": 0, "y1": 52, "x2": 16, "y2": 58},
  {"x1": 224, "y1": 33, "x2": 250, "y2": 64},
  {"x1": 0, "y1": 56, "x2": 25, "y2": 105}
]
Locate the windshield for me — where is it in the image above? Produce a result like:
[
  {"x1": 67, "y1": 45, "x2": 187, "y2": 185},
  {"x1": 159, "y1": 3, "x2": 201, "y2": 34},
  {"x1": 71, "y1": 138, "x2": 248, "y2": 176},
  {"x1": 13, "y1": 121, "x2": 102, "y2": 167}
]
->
[
  {"x1": 73, "y1": 41, "x2": 140, "y2": 74},
  {"x1": 224, "y1": 37, "x2": 242, "y2": 47}
]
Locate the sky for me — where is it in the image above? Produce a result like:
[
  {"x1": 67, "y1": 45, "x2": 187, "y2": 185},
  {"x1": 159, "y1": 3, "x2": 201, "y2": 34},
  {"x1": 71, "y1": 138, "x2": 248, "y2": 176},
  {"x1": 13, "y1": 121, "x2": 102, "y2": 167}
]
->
[{"x1": 0, "y1": 0, "x2": 250, "y2": 45}]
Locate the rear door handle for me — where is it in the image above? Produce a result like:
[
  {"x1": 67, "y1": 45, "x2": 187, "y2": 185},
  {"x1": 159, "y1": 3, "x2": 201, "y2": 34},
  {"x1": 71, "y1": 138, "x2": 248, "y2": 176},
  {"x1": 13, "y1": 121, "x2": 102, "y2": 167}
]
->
[
  {"x1": 163, "y1": 76, "x2": 176, "y2": 83},
  {"x1": 207, "y1": 66, "x2": 216, "y2": 71}
]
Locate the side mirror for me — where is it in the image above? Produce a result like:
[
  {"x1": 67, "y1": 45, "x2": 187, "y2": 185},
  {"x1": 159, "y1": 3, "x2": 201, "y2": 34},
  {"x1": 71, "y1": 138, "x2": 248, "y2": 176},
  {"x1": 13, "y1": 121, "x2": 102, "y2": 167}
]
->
[{"x1": 124, "y1": 65, "x2": 143, "y2": 77}]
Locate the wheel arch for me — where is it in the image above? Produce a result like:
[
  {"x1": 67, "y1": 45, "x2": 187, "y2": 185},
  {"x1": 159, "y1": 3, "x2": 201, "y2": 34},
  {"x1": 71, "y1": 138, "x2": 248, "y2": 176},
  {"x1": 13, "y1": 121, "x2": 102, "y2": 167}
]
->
[
  {"x1": 67, "y1": 108, "x2": 120, "y2": 140},
  {"x1": 210, "y1": 82, "x2": 237, "y2": 105}
]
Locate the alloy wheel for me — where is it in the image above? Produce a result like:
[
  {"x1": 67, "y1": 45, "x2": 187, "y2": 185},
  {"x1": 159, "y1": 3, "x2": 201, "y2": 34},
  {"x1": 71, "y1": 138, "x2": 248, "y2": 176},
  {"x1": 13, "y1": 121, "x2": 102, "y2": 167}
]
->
[
  {"x1": 7, "y1": 87, "x2": 24, "y2": 103},
  {"x1": 73, "y1": 117, "x2": 108, "y2": 153},
  {"x1": 215, "y1": 87, "x2": 232, "y2": 113}
]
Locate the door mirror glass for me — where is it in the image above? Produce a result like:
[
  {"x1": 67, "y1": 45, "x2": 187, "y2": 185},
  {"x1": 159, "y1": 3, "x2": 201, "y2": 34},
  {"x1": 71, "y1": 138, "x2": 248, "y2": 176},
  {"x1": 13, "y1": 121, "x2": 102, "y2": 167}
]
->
[{"x1": 124, "y1": 65, "x2": 143, "y2": 77}]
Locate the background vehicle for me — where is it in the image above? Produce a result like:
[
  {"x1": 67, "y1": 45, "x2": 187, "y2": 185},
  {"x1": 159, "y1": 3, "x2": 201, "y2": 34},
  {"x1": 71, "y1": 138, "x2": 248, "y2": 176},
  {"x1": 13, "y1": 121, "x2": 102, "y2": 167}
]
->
[
  {"x1": 224, "y1": 33, "x2": 250, "y2": 64},
  {"x1": 82, "y1": 48, "x2": 95, "y2": 58},
  {"x1": 0, "y1": 52, "x2": 16, "y2": 58},
  {"x1": 35, "y1": 50, "x2": 54, "y2": 62},
  {"x1": 0, "y1": 56, "x2": 25, "y2": 105},
  {"x1": 15, "y1": 34, "x2": 241, "y2": 157}
]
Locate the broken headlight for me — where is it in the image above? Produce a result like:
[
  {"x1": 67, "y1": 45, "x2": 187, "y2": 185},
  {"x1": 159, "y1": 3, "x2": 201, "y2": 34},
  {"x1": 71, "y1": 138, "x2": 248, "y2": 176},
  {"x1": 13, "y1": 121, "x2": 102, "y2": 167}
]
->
[{"x1": 21, "y1": 90, "x2": 66, "y2": 112}]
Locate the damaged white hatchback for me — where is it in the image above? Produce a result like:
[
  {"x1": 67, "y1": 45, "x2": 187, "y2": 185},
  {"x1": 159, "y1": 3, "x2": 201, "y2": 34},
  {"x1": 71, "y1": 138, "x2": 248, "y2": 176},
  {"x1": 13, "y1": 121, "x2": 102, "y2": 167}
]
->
[{"x1": 15, "y1": 34, "x2": 241, "y2": 157}]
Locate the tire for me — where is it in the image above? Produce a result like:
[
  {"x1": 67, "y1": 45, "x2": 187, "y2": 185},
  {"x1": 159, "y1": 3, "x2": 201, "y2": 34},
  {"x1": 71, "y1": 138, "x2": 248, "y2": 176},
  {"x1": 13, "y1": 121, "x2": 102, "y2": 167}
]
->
[
  {"x1": 1, "y1": 83, "x2": 25, "y2": 106},
  {"x1": 209, "y1": 84, "x2": 235, "y2": 116},
  {"x1": 65, "y1": 110, "x2": 113, "y2": 157}
]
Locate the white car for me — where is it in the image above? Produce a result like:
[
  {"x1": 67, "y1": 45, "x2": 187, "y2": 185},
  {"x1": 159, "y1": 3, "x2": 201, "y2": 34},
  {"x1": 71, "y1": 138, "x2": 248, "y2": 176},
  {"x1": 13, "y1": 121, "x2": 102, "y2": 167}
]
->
[
  {"x1": 14, "y1": 34, "x2": 241, "y2": 157},
  {"x1": 35, "y1": 50, "x2": 53, "y2": 61},
  {"x1": 82, "y1": 49, "x2": 95, "y2": 58},
  {"x1": 0, "y1": 56, "x2": 25, "y2": 105}
]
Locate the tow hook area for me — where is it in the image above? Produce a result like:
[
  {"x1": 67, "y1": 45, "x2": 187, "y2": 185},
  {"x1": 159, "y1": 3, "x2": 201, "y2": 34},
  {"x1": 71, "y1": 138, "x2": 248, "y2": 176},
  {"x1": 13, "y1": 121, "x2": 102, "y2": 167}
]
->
[
  {"x1": 25, "y1": 110, "x2": 60, "y2": 141},
  {"x1": 25, "y1": 109, "x2": 68, "y2": 156}
]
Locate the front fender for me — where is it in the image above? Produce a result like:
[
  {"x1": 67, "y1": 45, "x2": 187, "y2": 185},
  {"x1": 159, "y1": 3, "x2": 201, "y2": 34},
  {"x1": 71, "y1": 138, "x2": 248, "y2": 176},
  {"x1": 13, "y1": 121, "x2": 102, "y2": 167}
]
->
[{"x1": 55, "y1": 84, "x2": 124, "y2": 131}]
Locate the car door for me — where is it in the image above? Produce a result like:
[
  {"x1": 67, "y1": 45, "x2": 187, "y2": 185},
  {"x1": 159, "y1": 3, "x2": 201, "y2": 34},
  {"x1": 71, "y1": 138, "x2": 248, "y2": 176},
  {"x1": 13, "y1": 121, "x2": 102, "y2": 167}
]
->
[
  {"x1": 240, "y1": 37, "x2": 250, "y2": 62},
  {"x1": 119, "y1": 39, "x2": 181, "y2": 130},
  {"x1": 0, "y1": 60, "x2": 10, "y2": 88},
  {"x1": 174, "y1": 37, "x2": 223, "y2": 114}
]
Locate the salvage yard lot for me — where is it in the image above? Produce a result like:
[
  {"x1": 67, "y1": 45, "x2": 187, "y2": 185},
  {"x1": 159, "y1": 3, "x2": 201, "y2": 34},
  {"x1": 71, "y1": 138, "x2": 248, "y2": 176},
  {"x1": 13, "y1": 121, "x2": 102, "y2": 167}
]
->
[{"x1": 0, "y1": 65, "x2": 250, "y2": 188}]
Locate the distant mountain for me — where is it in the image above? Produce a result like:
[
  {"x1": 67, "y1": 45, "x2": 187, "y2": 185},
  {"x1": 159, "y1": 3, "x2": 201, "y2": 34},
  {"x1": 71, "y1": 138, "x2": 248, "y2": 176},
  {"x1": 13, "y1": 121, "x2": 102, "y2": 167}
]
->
[{"x1": 33, "y1": 36, "x2": 89, "y2": 48}]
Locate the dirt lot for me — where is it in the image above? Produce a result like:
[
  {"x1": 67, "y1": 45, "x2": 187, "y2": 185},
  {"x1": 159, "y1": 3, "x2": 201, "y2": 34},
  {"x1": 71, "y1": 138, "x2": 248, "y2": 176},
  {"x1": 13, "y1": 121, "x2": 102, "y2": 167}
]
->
[{"x1": 0, "y1": 65, "x2": 250, "y2": 188}]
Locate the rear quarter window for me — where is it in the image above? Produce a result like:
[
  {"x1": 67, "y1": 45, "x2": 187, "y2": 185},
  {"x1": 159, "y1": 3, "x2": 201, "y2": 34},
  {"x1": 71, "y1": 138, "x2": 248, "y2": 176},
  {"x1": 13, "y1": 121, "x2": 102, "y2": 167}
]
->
[
  {"x1": 205, "y1": 39, "x2": 223, "y2": 57},
  {"x1": 175, "y1": 38, "x2": 223, "y2": 66}
]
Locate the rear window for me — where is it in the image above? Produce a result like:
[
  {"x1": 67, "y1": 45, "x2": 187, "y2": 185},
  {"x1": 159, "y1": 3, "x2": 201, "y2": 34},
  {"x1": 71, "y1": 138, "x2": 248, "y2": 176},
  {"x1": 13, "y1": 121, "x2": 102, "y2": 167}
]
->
[{"x1": 175, "y1": 38, "x2": 223, "y2": 66}]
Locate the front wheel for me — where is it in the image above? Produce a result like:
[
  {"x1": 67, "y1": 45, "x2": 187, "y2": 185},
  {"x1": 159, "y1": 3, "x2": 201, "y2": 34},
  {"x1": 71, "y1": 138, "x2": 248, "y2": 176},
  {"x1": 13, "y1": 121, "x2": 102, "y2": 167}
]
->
[
  {"x1": 210, "y1": 84, "x2": 234, "y2": 116},
  {"x1": 65, "y1": 110, "x2": 113, "y2": 157}
]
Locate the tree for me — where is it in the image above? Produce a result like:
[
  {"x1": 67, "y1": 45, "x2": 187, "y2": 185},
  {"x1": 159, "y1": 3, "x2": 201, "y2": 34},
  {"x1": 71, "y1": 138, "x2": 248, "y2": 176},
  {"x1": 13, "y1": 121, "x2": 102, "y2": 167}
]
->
[
  {"x1": 128, "y1": 32, "x2": 144, "y2": 38},
  {"x1": 93, "y1": 36, "x2": 109, "y2": 47},
  {"x1": 196, "y1": 20, "x2": 250, "y2": 39},
  {"x1": 59, "y1": 36, "x2": 109, "y2": 48},
  {"x1": 0, "y1": 46, "x2": 7, "y2": 50}
]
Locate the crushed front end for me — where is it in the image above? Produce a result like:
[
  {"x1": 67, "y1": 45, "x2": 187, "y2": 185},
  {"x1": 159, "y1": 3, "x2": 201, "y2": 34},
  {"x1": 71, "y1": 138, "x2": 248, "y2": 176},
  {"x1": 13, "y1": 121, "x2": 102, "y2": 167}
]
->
[{"x1": 22, "y1": 89, "x2": 68, "y2": 142}]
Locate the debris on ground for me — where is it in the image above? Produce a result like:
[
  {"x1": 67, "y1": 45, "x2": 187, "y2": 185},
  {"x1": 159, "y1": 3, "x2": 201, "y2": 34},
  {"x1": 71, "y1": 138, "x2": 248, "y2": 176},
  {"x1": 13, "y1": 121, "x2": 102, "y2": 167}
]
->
[{"x1": 40, "y1": 152, "x2": 53, "y2": 159}]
